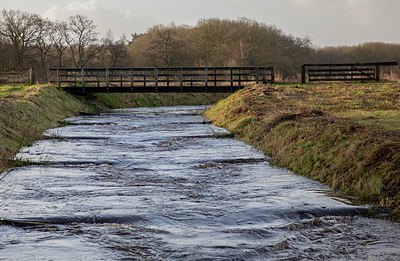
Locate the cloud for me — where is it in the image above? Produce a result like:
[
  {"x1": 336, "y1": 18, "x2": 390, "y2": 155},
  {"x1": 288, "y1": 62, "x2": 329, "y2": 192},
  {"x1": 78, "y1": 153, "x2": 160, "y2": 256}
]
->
[
  {"x1": 44, "y1": 0, "x2": 99, "y2": 20},
  {"x1": 67, "y1": 0, "x2": 98, "y2": 11},
  {"x1": 346, "y1": 0, "x2": 375, "y2": 27}
]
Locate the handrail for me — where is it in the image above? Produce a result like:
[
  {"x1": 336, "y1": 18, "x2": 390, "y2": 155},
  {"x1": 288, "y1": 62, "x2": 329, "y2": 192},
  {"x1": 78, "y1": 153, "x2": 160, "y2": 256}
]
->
[{"x1": 49, "y1": 66, "x2": 274, "y2": 93}]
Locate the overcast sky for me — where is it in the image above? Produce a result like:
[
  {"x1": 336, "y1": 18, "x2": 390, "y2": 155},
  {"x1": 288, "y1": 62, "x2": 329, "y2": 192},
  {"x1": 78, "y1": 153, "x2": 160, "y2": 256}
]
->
[{"x1": 1, "y1": 0, "x2": 399, "y2": 47}]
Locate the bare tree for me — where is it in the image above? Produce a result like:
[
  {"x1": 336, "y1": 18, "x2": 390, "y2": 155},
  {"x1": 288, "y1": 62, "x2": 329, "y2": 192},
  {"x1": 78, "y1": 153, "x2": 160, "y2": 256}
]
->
[
  {"x1": 99, "y1": 29, "x2": 129, "y2": 67},
  {"x1": 65, "y1": 14, "x2": 99, "y2": 68},
  {"x1": 0, "y1": 9, "x2": 40, "y2": 67},
  {"x1": 51, "y1": 21, "x2": 69, "y2": 68},
  {"x1": 0, "y1": 35, "x2": 13, "y2": 68},
  {"x1": 33, "y1": 18, "x2": 54, "y2": 82}
]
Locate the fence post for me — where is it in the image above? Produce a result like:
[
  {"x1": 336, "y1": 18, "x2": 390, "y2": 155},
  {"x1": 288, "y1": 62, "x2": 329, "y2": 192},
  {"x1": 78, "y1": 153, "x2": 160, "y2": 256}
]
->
[
  {"x1": 205, "y1": 68, "x2": 208, "y2": 92},
  {"x1": 106, "y1": 68, "x2": 109, "y2": 89},
  {"x1": 120, "y1": 70, "x2": 123, "y2": 87},
  {"x1": 191, "y1": 69, "x2": 194, "y2": 87},
  {"x1": 214, "y1": 68, "x2": 217, "y2": 87},
  {"x1": 97, "y1": 70, "x2": 100, "y2": 87},
  {"x1": 155, "y1": 68, "x2": 158, "y2": 92},
  {"x1": 74, "y1": 70, "x2": 77, "y2": 87},
  {"x1": 57, "y1": 69, "x2": 60, "y2": 88},
  {"x1": 230, "y1": 68, "x2": 233, "y2": 92},
  {"x1": 271, "y1": 67, "x2": 275, "y2": 83},
  {"x1": 81, "y1": 68, "x2": 85, "y2": 87},
  {"x1": 301, "y1": 65, "x2": 306, "y2": 83},
  {"x1": 180, "y1": 68, "x2": 183, "y2": 92},
  {"x1": 238, "y1": 69, "x2": 241, "y2": 87},
  {"x1": 130, "y1": 68, "x2": 133, "y2": 91},
  {"x1": 144, "y1": 70, "x2": 147, "y2": 87},
  {"x1": 375, "y1": 65, "x2": 380, "y2": 81},
  {"x1": 256, "y1": 67, "x2": 259, "y2": 84}
]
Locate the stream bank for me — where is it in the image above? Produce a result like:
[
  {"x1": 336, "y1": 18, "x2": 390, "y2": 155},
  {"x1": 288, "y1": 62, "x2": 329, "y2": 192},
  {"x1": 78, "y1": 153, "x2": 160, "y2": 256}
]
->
[
  {"x1": 204, "y1": 83, "x2": 400, "y2": 219},
  {"x1": 0, "y1": 85, "x2": 227, "y2": 172}
]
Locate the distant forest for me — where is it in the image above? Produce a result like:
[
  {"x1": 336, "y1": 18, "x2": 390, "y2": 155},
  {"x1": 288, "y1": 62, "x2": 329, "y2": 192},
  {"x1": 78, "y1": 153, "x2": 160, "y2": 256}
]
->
[{"x1": 1, "y1": 9, "x2": 399, "y2": 82}]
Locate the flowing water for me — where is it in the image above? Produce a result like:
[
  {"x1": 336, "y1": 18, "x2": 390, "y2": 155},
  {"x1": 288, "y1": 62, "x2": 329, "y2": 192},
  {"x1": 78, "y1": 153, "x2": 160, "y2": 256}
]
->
[{"x1": 0, "y1": 105, "x2": 399, "y2": 260}]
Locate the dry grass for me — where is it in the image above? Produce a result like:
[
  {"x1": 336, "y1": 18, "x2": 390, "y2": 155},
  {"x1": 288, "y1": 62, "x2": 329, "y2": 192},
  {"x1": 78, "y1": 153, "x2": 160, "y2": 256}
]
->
[{"x1": 205, "y1": 82, "x2": 400, "y2": 219}]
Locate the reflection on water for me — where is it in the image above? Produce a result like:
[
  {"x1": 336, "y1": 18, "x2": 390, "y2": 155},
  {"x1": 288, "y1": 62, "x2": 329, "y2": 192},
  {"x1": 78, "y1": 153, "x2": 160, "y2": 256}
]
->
[{"x1": 1, "y1": 106, "x2": 399, "y2": 260}]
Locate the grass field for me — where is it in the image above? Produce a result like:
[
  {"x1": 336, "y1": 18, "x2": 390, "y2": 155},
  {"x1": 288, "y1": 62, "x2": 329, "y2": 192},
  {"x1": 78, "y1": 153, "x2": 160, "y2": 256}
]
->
[{"x1": 205, "y1": 82, "x2": 400, "y2": 219}]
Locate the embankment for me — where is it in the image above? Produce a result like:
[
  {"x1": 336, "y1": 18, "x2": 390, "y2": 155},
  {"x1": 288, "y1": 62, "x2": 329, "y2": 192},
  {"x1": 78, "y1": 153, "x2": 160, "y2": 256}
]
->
[
  {"x1": 0, "y1": 85, "x2": 227, "y2": 171},
  {"x1": 204, "y1": 83, "x2": 400, "y2": 219}
]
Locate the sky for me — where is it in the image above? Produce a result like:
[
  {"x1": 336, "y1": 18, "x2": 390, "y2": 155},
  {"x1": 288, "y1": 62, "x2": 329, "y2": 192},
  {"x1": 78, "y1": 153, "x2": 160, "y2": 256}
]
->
[{"x1": 1, "y1": 0, "x2": 399, "y2": 47}]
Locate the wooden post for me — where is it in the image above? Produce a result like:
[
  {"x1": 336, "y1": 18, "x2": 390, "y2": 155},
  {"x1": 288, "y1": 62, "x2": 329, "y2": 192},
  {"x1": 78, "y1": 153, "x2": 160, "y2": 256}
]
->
[
  {"x1": 120, "y1": 70, "x2": 123, "y2": 87},
  {"x1": 74, "y1": 70, "x2": 77, "y2": 87},
  {"x1": 205, "y1": 68, "x2": 208, "y2": 92},
  {"x1": 271, "y1": 67, "x2": 275, "y2": 83},
  {"x1": 155, "y1": 68, "x2": 158, "y2": 92},
  {"x1": 106, "y1": 68, "x2": 109, "y2": 87},
  {"x1": 97, "y1": 70, "x2": 100, "y2": 87},
  {"x1": 144, "y1": 70, "x2": 146, "y2": 87},
  {"x1": 214, "y1": 68, "x2": 217, "y2": 87},
  {"x1": 238, "y1": 69, "x2": 241, "y2": 87},
  {"x1": 167, "y1": 69, "x2": 170, "y2": 87},
  {"x1": 57, "y1": 69, "x2": 60, "y2": 88},
  {"x1": 180, "y1": 68, "x2": 183, "y2": 92},
  {"x1": 81, "y1": 68, "x2": 85, "y2": 87},
  {"x1": 375, "y1": 65, "x2": 380, "y2": 81},
  {"x1": 190, "y1": 69, "x2": 193, "y2": 87},
  {"x1": 130, "y1": 68, "x2": 133, "y2": 89},
  {"x1": 301, "y1": 65, "x2": 306, "y2": 83},
  {"x1": 256, "y1": 67, "x2": 259, "y2": 84},
  {"x1": 230, "y1": 68, "x2": 233, "y2": 92},
  {"x1": 28, "y1": 68, "x2": 34, "y2": 85}
]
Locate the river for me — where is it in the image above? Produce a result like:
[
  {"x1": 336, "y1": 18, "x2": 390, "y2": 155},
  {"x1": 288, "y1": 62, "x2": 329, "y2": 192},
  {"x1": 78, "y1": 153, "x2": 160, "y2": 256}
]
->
[{"x1": 0, "y1": 105, "x2": 399, "y2": 260}]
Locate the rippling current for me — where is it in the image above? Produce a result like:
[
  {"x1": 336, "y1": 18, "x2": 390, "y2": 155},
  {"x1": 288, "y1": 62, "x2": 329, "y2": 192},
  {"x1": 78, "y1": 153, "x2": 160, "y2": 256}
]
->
[{"x1": 1, "y1": 106, "x2": 400, "y2": 260}]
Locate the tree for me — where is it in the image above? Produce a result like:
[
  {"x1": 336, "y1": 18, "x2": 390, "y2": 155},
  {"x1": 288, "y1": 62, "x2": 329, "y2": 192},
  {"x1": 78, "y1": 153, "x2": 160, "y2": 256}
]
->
[
  {"x1": 0, "y1": 34, "x2": 13, "y2": 68},
  {"x1": 33, "y1": 18, "x2": 54, "y2": 82},
  {"x1": 147, "y1": 24, "x2": 183, "y2": 66},
  {"x1": 100, "y1": 29, "x2": 130, "y2": 67},
  {"x1": 65, "y1": 14, "x2": 99, "y2": 68},
  {"x1": 51, "y1": 21, "x2": 69, "y2": 68},
  {"x1": 194, "y1": 18, "x2": 239, "y2": 66},
  {"x1": 129, "y1": 32, "x2": 144, "y2": 44},
  {"x1": 0, "y1": 9, "x2": 40, "y2": 67}
]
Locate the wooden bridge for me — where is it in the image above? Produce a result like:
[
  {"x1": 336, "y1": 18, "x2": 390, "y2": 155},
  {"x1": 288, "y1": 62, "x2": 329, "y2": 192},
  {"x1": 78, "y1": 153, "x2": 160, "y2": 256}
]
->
[
  {"x1": 50, "y1": 66, "x2": 274, "y2": 94},
  {"x1": 301, "y1": 62, "x2": 398, "y2": 83}
]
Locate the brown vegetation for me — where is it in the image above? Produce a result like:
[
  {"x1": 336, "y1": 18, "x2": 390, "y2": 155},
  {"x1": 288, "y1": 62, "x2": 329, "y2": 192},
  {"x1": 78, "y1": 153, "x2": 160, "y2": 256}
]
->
[{"x1": 204, "y1": 82, "x2": 400, "y2": 219}]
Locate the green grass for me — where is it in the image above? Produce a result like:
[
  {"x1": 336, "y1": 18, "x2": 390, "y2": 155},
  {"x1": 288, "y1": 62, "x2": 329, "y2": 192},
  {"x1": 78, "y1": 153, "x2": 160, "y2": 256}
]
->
[{"x1": 0, "y1": 85, "x2": 41, "y2": 98}]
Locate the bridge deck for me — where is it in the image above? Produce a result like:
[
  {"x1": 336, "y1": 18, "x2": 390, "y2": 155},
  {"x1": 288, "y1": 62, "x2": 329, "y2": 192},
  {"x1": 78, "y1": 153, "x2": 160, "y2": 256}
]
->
[{"x1": 50, "y1": 66, "x2": 274, "y2": 93}]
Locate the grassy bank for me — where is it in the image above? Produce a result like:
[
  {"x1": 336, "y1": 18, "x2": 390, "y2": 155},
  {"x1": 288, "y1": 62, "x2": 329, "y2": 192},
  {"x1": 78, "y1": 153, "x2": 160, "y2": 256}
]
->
[
  {"x1": 88, "y1": 92, "x2": 228, "y2": 109},
  {"x1": 0, "y1": 85, "x2": 228, "y2": 173},
  {"x1": 0, "y1": 85, "x2": 94, "y2": 172},
  {"x1": 204, "y1": 82, "x2": 400, "y2": 219}
]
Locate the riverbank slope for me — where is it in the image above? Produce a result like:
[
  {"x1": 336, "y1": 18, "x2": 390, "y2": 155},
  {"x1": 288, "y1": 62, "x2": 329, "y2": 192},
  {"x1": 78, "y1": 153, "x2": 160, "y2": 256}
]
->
[
  {"x1": 204, "y1": 82, "x2": 400, "y2": 219},
  {"x1": 0, "y1": 85, "x2": 227, "y2": 172}
]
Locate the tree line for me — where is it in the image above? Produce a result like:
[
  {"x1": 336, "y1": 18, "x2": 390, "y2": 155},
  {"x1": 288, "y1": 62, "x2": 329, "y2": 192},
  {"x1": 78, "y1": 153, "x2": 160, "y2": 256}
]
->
[
  {"x1": 0, "y1": 9, "x2": 130, "y2": 82},
  {"x1": 0, "y1": 9, "x2": 399, "y2": 83}
]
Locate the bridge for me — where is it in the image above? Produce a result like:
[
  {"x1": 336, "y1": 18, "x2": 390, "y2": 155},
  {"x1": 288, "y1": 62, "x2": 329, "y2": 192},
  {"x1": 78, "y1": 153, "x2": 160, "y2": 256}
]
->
[
  {"x1": 50, "y1": 66, "x2": 274, "y2": 94},
  {"x1": 301, "y1": 61, "x2": 398, "y2": 83}
]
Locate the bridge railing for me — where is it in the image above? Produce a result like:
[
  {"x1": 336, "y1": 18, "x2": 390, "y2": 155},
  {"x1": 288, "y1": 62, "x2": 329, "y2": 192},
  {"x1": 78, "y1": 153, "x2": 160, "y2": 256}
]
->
[
  {"x1": 50, "y1": 66, "x2": 274, "y2": 93},
  {"x1": 301, "y1": 62, "x2": 398, "y2": 83}
]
